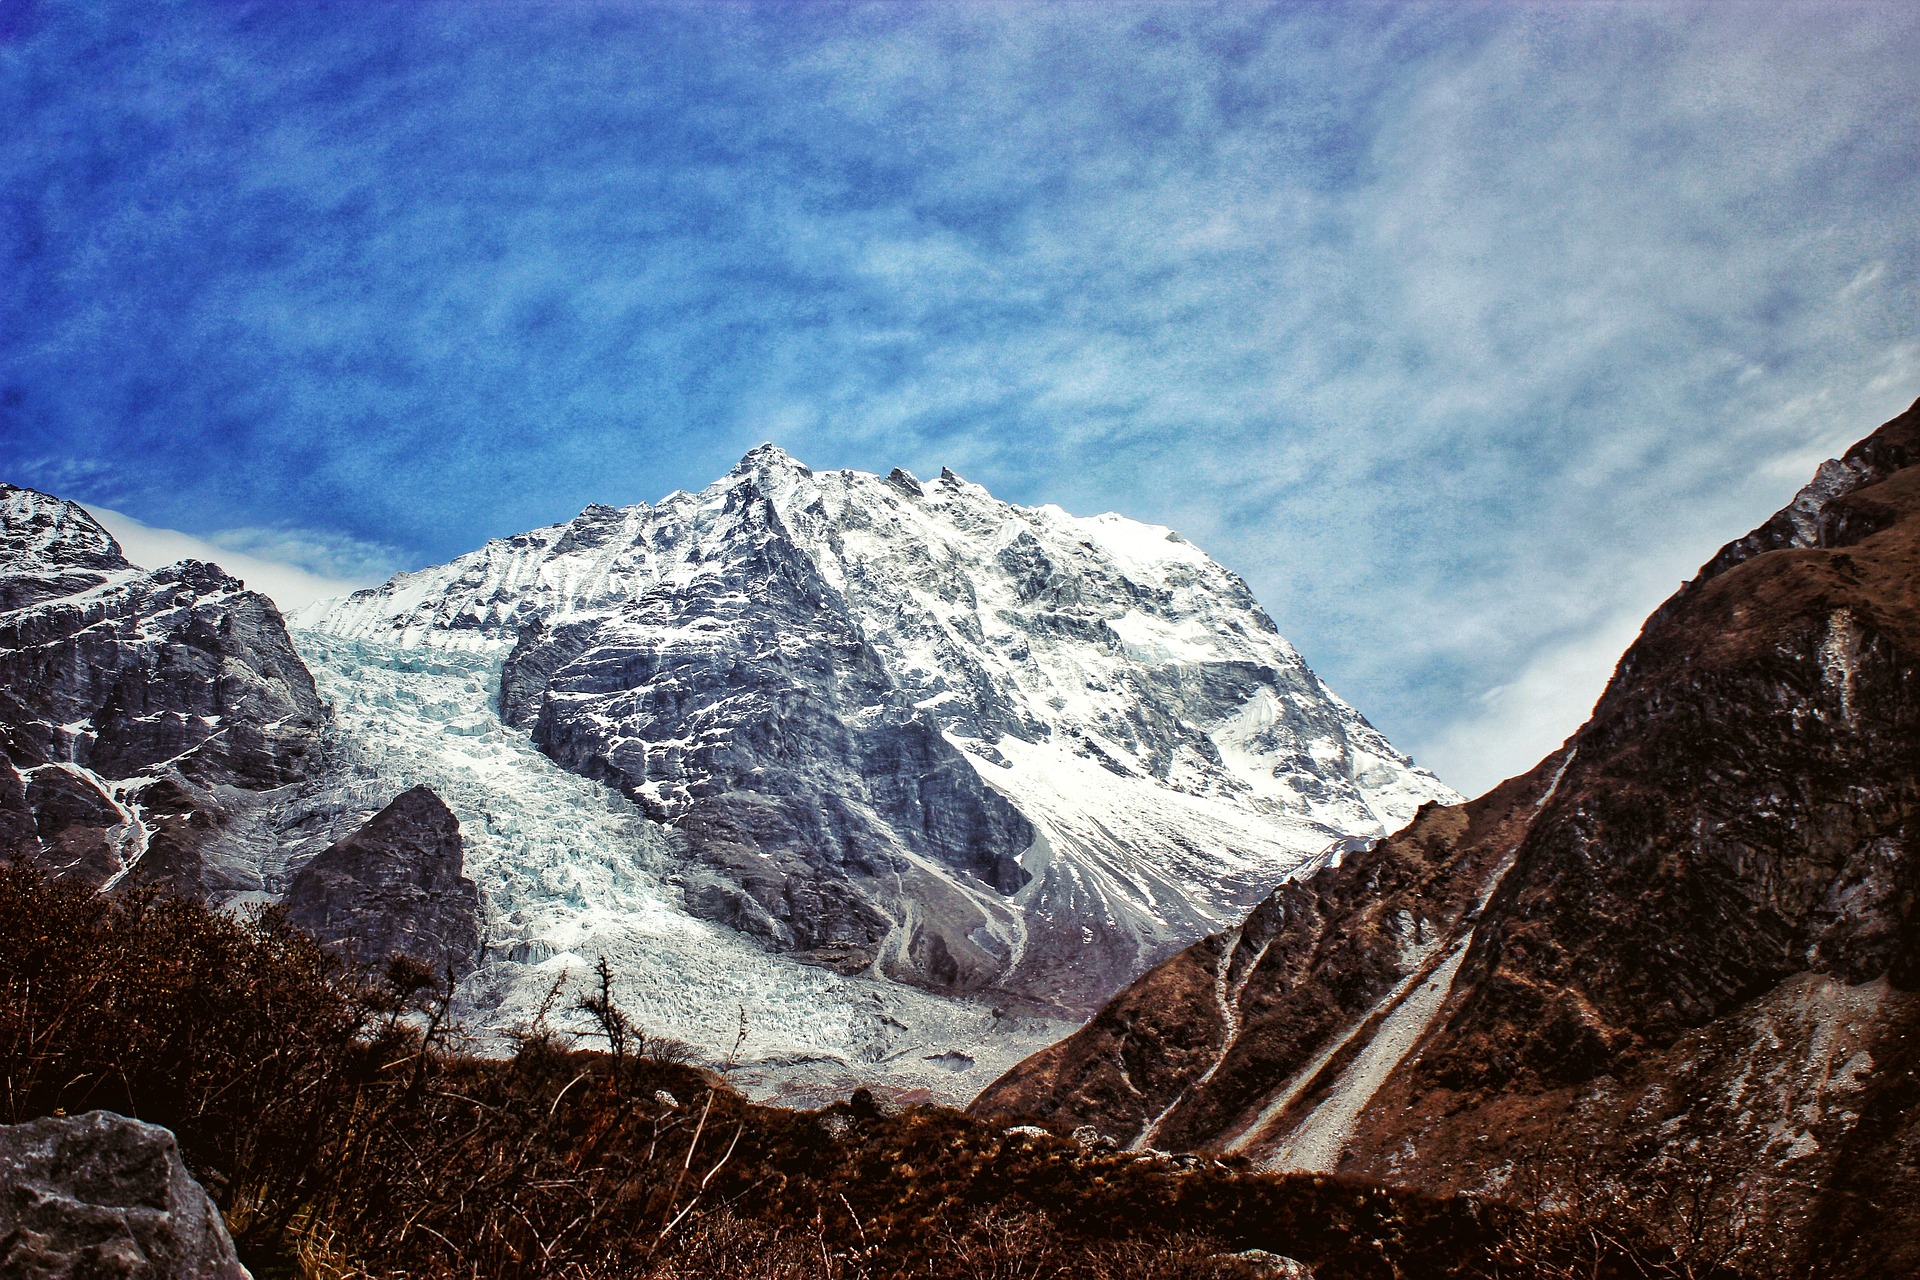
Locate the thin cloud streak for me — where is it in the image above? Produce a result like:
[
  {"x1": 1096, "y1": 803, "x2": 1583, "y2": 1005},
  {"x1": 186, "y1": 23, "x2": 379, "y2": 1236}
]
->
[{"x1": 89, "y1": 508, "x2": 377, "y2": 615}]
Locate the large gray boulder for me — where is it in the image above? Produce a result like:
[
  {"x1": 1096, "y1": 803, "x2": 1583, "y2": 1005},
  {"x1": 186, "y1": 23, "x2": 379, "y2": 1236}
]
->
[
  {"x1": 0, "y1": 1110, "x2": 249, "y2": 1279},
  {"x1": 284, "y1": 784, "x2": 482, "y2": 978}
]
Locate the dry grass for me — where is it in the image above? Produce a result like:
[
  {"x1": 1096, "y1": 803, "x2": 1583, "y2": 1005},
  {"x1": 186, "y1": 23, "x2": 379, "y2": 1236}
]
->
[{"x1": 0, "y1": 864, "x2": 1778, "y2": 1279}]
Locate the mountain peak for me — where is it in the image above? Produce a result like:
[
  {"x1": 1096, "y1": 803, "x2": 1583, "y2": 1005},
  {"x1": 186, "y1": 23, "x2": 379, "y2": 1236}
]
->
[
  {"x1": 1, "y1": 482, "x2": 128, "y2": 562},
  {"x1": 301, "y1": 446, "x2": 1456, "y2": 1025},
  {"x1": 733, "y1": 442, "x2": 812, "y2": 477},
  {"x1": 0, "y1": 482, "x2": 134, "y2": 610}
]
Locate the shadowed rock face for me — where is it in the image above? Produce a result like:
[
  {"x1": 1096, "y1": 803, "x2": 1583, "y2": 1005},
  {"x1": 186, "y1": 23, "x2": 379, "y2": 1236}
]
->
[
  {"x1": 976, "y1": 397, "x2": 1920, "y2": 1278},
  {"x1": 0, "y1": 485, "x2": 324, "y2": 897},
  {"x1": 285, "y1": 785, "x2": 481, "y2": 978},
  {"x1": 0, "y1": 1110, "x2": 249, "y2": 1280}
]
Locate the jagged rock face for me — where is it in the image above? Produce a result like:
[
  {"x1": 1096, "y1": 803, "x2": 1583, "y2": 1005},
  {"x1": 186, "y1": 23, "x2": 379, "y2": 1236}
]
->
[
  {"x1": 285, "y1": 784, "x2": 481, "y2": 978},
  {"x1": 303, "y1": 447, "x2": 1455, "y2": 1012},
  {"x1": 502, "y1": 521, "x2": 1035, "y2": 986},
  {"x1": 0, "y1": 1110, "x2": 249, "y2": 1280},
  {"x1": 974, "y1": 398, "x2": 1920, "y2": 1277},
  {"x1": 0, "y1": 485, "x2": 324, "y2": 897}
]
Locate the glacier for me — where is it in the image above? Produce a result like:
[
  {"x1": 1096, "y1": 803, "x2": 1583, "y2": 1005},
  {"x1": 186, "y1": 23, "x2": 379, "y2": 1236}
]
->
[{"x1": 291, "y1": 631, "x2": 1069, "y2": 1105}]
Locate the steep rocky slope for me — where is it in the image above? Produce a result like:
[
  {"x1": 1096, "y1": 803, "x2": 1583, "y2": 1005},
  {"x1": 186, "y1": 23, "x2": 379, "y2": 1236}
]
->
[
  {"x1": 974, "y1": 397, "x2": 1920, "y2": 1276},
  {"x1": 0, "y1": 484, "x2": 324, "y2": 897},
  {"x1": 301, "y1": 447, "x2": 1455, "y2": 1015}
]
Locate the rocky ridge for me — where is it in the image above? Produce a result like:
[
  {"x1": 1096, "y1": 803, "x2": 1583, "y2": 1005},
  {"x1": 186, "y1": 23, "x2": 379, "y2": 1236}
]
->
[
  {"x1": 973, "y1": 398, "x2": 1920, "y2": 1277},
  {"x1": 0, "y1": 485, "x2": 325, "y2": 897}
]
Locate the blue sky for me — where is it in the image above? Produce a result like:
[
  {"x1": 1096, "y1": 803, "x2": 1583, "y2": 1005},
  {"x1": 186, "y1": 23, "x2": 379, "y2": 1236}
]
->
[{"x1": 4, "y1": 1, "x2": 1917, "y2": 793}]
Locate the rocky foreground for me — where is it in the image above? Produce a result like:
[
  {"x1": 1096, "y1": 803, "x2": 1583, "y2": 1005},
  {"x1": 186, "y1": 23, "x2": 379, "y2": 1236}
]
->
[{"x1": 0, "y1": 1110, "x2": 249, "y2": 1280}]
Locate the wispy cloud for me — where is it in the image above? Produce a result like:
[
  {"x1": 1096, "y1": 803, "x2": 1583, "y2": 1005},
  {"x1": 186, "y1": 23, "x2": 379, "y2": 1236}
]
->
[
  {"x1": 88, "y1": 507, "x2": 379, "y2": 614},
  {"x1": 198, "y1": 525, "x2": 405, "y2": 584},
  {"x1": 3, "y1": 2, "x2": 1916, "y2": 792}
]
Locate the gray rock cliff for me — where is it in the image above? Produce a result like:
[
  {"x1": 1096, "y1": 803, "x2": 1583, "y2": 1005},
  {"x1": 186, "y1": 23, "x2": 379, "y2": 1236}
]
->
[{"x1": 0, "y1": 485, "x2": 325, "y2": 898}]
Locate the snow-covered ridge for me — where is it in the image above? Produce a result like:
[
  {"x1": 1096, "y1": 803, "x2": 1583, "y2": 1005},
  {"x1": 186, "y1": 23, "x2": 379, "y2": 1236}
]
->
[
  {"x1": 300, "y1": 446, "x2": 1458, "y2": 1015},
  {"x1": 304, "y1": 446, "x2": 1448, "y2": 822}
]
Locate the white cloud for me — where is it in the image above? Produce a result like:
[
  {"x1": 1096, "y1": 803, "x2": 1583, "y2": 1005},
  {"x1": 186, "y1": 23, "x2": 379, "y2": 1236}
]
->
[
  {"x1": 1413, "y1": 608, "x2": 1649, "y2": 797},
  {"x1": 199, "y1": 524, "x2": 404, "y2": 583},
  {"x1": 88, "y1": 507, "x2": 377, "y2": 614}
]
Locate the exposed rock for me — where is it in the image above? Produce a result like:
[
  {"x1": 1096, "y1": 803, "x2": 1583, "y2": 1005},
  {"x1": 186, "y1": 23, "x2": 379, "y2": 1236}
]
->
[
  {"x1": 1070, "y1": 1124, "x2": 1117, "y2": 1152},
  {"x1": 284, "y1": 785, "x2": 481, "y2": 977},
  {"x1": 0, "y1": 1110, "x2": 248, "y2": 1279},
  {"x1": 1206, "y1": 1251, "x2": 1314, "y2": 1280},
  {"x1": 976, "y1": 397, "x2": 1920, "y2": 1277},
  {"x1": 0, "y1": 485, "x2": 325, "y2": 897}
]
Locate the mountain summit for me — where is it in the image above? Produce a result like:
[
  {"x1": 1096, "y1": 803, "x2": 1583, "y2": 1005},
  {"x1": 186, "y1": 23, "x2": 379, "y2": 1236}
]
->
[{"x1": 299, "y1": 449, "x2": 1454, "y2": 1055}]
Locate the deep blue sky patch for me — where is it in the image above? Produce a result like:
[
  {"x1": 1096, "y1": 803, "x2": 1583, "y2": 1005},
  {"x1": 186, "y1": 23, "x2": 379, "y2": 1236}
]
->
[{"x1": 5, "y1": 0, "x2": 1918, "y2": 790}]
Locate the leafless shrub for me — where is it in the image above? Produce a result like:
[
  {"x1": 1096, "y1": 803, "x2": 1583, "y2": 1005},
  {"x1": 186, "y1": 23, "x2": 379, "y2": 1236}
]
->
[
  {"x1": 572, "y1": 955, "x2": 637, "y2": 1086},
  {"x1": 1490, "y1": 1145, "x2": 1793, "y2": 1279}
]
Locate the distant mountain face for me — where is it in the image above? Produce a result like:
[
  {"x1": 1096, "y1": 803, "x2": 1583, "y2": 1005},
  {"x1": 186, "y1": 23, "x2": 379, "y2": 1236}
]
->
[
  {"x1": 972, "y1": 398, "x2": 1920, "y2": 1278},
  {"x1": 0, "y1": 484, "x2": 324, "y2": 895},
  {"x1": 301, "y1": 446, "x2": 1456, "y2": 1016},
  {"x1": 0, "y1": 456, "x2": 1449, "y2": 1104}
]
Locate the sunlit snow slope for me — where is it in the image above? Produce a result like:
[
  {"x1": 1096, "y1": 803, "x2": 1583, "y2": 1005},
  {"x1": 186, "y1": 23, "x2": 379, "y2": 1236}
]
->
[{"x1": 298, "y1": 446, "x2": 1457, "y2": 1017}]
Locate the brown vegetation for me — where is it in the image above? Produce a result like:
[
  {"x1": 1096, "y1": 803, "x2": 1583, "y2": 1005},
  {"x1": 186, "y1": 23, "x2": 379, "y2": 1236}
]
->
[{"x1": 1, "y1": 863, "x2": 1768, "y2": 1279}]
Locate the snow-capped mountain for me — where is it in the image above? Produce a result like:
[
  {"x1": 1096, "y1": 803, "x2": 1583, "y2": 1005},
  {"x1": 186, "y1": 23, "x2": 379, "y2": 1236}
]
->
[
  {"x1": 1, "y1": 456, "x2": 1453, "y2": 1105},
  {"x1": 301, "y1": 446, "x2": 1457, "y2": 1019}
]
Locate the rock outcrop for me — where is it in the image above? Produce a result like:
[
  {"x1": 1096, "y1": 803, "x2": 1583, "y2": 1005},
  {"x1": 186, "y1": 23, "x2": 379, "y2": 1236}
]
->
[
  {"x1": 285, "y1": 784, "x2": 482, "y2": 978},
  {"x1": 974, "y1": 397, "x2": 1920, "y2": 1277},
  {"x1": 0, "y1": 1110, "x2": 249, "y2": 1279},
  {"x1": 0, "y1": 485, "x2": 325, "y2": 898}
]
